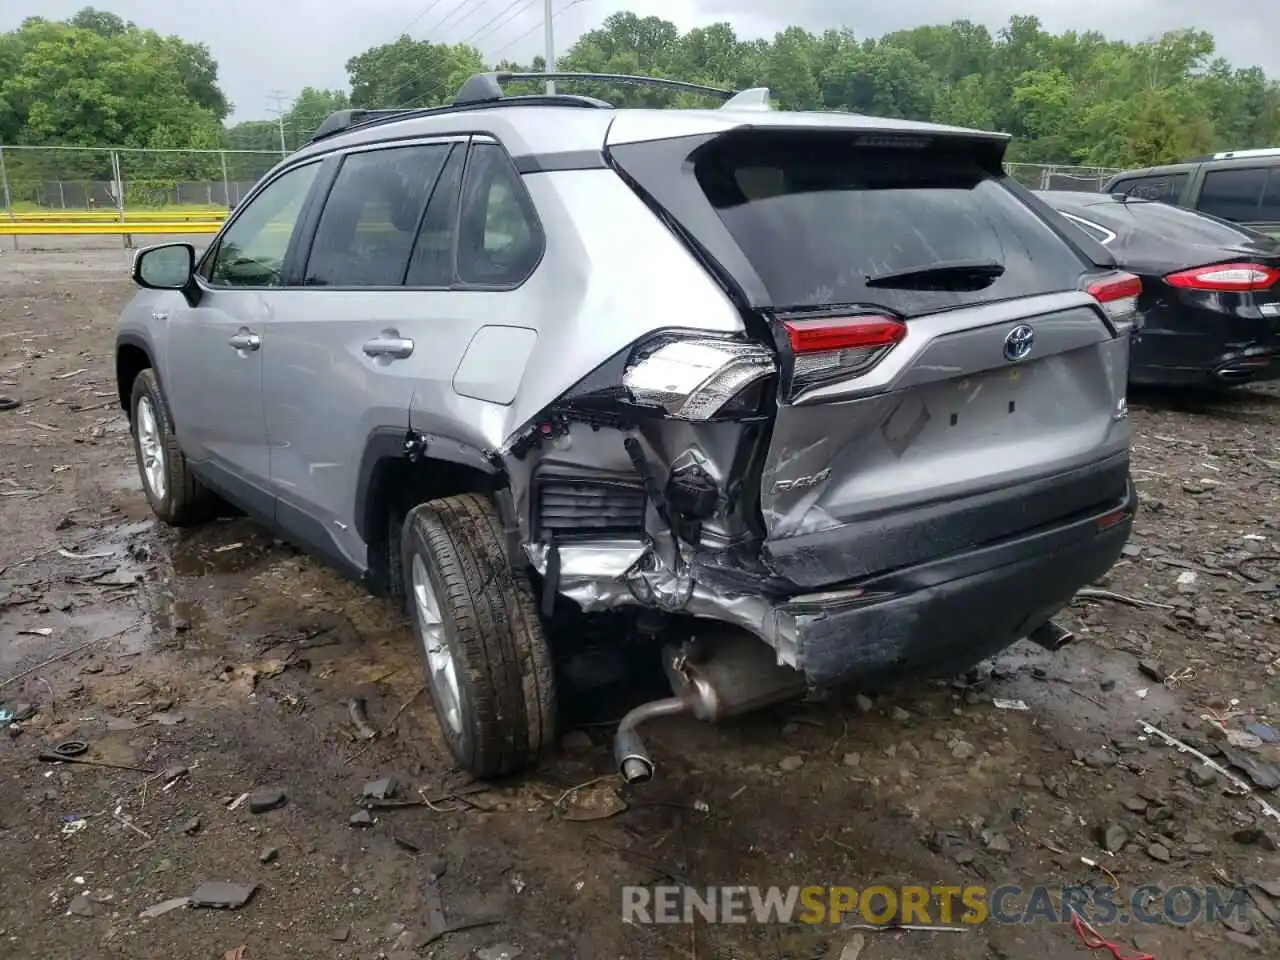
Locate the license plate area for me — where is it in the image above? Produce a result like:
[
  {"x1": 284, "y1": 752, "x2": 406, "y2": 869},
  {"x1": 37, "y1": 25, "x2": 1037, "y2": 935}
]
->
[{"x1": 881, "y1": 365, "x2": 1031, "y2": 459}]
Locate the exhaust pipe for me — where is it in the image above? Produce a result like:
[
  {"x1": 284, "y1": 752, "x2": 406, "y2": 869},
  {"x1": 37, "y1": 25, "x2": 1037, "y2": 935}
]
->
[
  {"x1": 1027, "y1": 619, "x2": 1074, "y2": 652},
  {"x1": 613, "y1": 630, "x2": 808, "y2": 783},
  {"x1": 614, "y1": 696, "x2": 691, "y2": 784}
]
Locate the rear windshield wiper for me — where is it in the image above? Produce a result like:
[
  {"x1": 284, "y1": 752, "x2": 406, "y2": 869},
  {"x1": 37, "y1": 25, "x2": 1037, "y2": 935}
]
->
[{"x1": 865, "y1": 259, "x2": 1006, "y2": 290}]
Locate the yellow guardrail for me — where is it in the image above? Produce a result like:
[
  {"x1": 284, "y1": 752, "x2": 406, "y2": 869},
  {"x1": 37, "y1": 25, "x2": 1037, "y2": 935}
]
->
[
  {"x1": 0, "y1": 220, "x2": 223, "y2": 236},
  {"x1": 7, "y1": 210, "x2": 227, "y2": 221}
]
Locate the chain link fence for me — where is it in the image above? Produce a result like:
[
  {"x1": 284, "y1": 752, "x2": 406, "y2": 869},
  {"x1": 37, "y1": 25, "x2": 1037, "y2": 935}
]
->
[
  {"x1": 0, "y1": 147, "x2": 1127, "y2": 219},
  {"x1": 0, "y1": 145, "x2": 285, "y2": 216},
  {"x1": 1004, "y1": 162, "x2": 1123, "y2": 192}
]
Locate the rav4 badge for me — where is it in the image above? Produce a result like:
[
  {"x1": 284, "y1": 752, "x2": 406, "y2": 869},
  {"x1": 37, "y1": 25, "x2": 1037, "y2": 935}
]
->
[{"x1": 773, "y1": 468, "x2": 832, "y2": 493}]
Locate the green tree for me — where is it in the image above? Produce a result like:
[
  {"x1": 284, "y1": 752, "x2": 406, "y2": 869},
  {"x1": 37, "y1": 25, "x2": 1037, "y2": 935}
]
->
[{"x1": 345, "y1": 35, "x2": 484, "y2": 109}]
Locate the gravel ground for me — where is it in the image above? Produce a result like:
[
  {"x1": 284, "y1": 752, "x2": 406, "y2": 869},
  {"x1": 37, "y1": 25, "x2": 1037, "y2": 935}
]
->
[{"x1": 1, "y1": 238, "x2": 1279, "y2": 960}]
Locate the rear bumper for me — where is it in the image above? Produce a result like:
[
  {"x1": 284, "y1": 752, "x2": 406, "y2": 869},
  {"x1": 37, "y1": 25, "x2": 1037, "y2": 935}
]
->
[
  {"x1": 1132, "y1": 314, "x2": 1280, "y2": 387},
  {"x1": 762, "y1": 451, "x2": 1131, "y2": 588},
  {"x1": 1131, "y1": 350, "x2": 1280, "y2": 387},
  {"x1": 772, "y1": 479, "x2": 1137, "y2": 688}
]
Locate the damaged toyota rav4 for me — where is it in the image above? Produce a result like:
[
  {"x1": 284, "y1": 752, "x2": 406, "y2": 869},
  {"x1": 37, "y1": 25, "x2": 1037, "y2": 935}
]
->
[{"x1": 115, "y1": 72, "x2": 1138, "y2": 783}]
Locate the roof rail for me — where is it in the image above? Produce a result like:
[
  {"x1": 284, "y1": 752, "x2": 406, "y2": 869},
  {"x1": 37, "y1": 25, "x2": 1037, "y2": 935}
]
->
[
  {"x1": 454, "y1": 71, "x2": 736, "y2": 104},
  {"x1": 308, "y1": 73, "x2": 764, "y2": 145},
  {"x1": 1209, "y1": 146, "x2": 1280, "y2": 161},
  {"x1": 312, "y1": 108, "x2": 414, "y2": 141},
  {"x1": 309, "y1": 94, "x2": 611, "y2": 143}
]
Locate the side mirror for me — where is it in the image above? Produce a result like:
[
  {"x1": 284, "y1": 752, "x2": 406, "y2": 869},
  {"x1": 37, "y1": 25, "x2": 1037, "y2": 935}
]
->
[{"x1": 132, "y1": 243, "x2": 195, "y2": 291}]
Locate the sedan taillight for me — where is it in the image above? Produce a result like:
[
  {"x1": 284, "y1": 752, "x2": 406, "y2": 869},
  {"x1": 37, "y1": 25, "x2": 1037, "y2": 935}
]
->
[{"x1": 1164, "y1": 262, "x2": 1280, "y2": 292}]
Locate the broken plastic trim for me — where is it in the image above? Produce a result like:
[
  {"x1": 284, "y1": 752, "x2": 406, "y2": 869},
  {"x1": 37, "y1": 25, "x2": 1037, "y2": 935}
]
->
[{"x1": 500, "y1": 331, "x2": 775, "y2": 462}]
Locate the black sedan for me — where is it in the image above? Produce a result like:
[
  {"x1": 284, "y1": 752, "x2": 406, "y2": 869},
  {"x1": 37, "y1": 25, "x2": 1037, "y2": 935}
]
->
[{"x1": 1038, "y1": 190, "x2": 1280, "y2": 387}]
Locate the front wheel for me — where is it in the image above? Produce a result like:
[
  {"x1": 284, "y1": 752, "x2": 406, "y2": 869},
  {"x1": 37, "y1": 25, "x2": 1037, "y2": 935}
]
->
[
  {"x1": 401, "y1": 493, "x2": 556, "y2": 778},
  {"x1": 129, "y1": 369, "x2": 215, "y2": 526}
]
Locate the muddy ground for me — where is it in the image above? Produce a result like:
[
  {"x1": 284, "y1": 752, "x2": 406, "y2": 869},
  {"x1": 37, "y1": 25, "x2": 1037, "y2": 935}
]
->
[{"x1": 1, "y1": 236, "x2": 1279, "y2": 960}]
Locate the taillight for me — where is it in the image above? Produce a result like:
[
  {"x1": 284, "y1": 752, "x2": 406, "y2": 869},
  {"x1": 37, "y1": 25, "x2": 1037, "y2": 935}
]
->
[
  {"x1": 781, "y1": 314, "x2": 907, "y2": 390},
  {"x1": 1164, "y1": 262, "x2": 1280, "y2": 292},
  {"x1": 1084, "y1": 271, "x2": 1142, "y2": 331},
  {"x1": 622, "y1": 338, "x2": 776, "y2": 420}
]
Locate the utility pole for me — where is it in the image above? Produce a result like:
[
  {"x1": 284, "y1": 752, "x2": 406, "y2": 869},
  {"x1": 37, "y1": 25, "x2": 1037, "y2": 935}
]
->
[
  {"x1": 543, "y1": 0, "x2": 556, "y2": 95},
  {"x1": 267, "y1": 91, "x2": 292, "y2": 157}
]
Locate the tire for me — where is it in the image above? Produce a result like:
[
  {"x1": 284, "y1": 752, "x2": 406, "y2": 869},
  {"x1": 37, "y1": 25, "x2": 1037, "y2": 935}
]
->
[
  {"x1": 401, "y1": 493, "x2": 556, "y2": 778},
  {"x1": 129, "y1": 369, "x2": 216, "y2": 527},
  {"x1": 384, "y1": 501, "x2": 408, "y2": 604}
]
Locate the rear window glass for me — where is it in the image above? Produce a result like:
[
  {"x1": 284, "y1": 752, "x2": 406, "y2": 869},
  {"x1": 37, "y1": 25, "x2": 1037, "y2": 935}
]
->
[
  {"x1": 1085, "y1": 199, "x2": 1269, "y2": 247},
  {"x1": 1111, "y1": 174, "x2": 1187, "y2": 203},
  {"x1": 695, "y1": 138, "x2": 1087, "y2": 316}
]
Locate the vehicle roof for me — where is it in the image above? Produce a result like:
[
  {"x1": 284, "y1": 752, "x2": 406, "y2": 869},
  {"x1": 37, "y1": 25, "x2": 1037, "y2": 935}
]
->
[
  {"x1": 1037, "y1": 190, "x2": 1132, "y2": 210},
  {"x1": 1104, "y1": 162, "x2": 1198, "y2": 181},
  {"x1": 290, "y1": 102, "x2": 1010, "y2": 164},
  {"x1": 1105, "y1": 149, "x2": 1280, "y2": 184}
]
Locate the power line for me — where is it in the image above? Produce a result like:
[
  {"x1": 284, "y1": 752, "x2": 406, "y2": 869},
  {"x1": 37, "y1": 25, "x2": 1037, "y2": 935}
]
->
[
  {"x1": 490, "y1": 0, "x2": 581, "y2": 60},
  {"x1": 398, "y1": 0, "x2": 452, "y2": 36},
  {"x1": 421, "y1": 0, "x2": 490, "y2": 39},
  {"x1": 384, "y1": 0, "x2": 586, "y2": 111},
  {"x1": 464, "y1": 0, "x2": 536, "y2": 47},
  {"x1": 372, "y1": 1, "x2": 496, "y2": 109}
]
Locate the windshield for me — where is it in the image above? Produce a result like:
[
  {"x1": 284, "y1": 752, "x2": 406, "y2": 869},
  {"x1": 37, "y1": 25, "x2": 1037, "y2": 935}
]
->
[{"x1": 694, "y1": 138, "x2": 1087, "y2": 316}]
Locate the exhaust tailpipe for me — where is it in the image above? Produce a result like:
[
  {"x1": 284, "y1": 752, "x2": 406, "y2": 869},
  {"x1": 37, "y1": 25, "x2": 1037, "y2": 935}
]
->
[
  {"x1": 1027, "y1": 620, "x2": 1074, "y2": 652},
  {"x1": 613, "y1": 630, "x2": 808, "y2": 783},
  {"x1": 614, "y1": 696, "x2": 690, "y2": 784}
]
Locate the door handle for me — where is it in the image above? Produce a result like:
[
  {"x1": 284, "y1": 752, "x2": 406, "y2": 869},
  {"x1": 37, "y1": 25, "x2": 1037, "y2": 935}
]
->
[
  {"x1": 362, "y1": 333, "x2": 414, "y2": 360},
  {"x1": 228, "y1": 330, "x2": 261, "y2": 352}
]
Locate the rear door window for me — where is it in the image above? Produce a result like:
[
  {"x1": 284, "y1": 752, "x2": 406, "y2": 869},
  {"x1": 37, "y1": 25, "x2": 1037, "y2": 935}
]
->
[
  {"x1": 404, "y1": 145, "x2": 464, "y2": 287},
  {"x1": 303, "y1": 144, "x2": 451, "y2": 287},
  {"x1": 695, "y1": 137, "x2": 1087, "y2": 317},
  {"x1": 1111, "y1": 174, "x2": 1186, "y2": 203},
  {"x1": 1198, "y1": 168, "x2": 1268, "y2": 223}
]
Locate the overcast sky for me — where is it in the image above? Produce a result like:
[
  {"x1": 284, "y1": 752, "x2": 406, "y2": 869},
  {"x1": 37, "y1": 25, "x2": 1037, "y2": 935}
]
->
[{"x1": 4, "y1": 0, "x2": 1278, "y2": 121}]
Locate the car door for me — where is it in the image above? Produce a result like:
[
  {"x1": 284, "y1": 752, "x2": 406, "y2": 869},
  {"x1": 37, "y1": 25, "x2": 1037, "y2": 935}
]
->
[
  {"x1": 262, "y1": 138, "x2": 465, "y2": 568},
  {"x1": 164, "y1": 159, "x2": 322, "y2": 515}
]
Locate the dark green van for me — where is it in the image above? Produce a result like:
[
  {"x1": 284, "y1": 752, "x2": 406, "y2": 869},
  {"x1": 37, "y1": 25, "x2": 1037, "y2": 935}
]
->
[{"x1": 1102, "y1": 148, "x2": 1280, "y2": 237}]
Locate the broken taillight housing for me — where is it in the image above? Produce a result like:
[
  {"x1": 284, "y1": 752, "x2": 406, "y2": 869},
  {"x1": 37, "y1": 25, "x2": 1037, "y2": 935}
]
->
[
  {"x1": 622, "y1": 338, "x2": 775, "y2": 420},
  {"x1": 781, "y1": 314, "x2": 908, "y2": 391},
  {"x1": 1084, "y1": 271, "x2": 1142, "y2": 332}
]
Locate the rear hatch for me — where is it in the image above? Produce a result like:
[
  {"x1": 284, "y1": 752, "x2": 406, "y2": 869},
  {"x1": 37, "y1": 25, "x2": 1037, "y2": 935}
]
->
[{"x1": 609, "y1": 122, "x2": 1133, "y2": 588}]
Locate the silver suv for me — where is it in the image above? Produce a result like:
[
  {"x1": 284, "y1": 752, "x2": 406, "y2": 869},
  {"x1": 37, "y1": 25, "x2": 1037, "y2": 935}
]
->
[{"x1": 116, "y1": 72, "x2": 1139, "y2": 783}]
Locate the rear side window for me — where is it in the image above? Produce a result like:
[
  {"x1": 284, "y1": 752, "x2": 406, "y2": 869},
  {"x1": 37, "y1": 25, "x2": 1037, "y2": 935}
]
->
[
  {"x1": 695, "y1": 137, "x2": 1087, "y2": 316},
  {"x1": 1261, "y1": 172, "x2": 1280, "y2": 222},
  {"x1": 456, "y1": 142, "x2": 542, "y2": 286},
  {"x1": 1198, "y1": 168, "x2": 1268, "y2": 223},
  {"x1": 1059, "y1": 212, "x2": 1114, "y2": 245},
  {"x1": 1112, "y1": 174, "x2": 1186, "y2": 203},
  {"x1": 304, "y1": 144, "x2": 451, "y2": 287}
]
